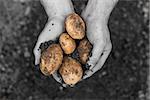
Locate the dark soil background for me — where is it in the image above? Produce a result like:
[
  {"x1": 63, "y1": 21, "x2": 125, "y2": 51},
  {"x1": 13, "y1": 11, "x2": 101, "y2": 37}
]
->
[{"x1": 0, "y1": 0, "x2": 149, "y2": 100}]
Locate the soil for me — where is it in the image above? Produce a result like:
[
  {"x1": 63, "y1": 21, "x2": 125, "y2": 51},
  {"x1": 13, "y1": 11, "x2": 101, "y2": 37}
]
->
[{"x1": 0, "y1": 0, "x2": 149, "y2": 100}]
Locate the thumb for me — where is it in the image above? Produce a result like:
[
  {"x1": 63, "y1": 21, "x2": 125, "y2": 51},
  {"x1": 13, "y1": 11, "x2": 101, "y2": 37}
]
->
[
  {"x1": 87, "y1": 40, "x2": 105, "y2": 69},
  {"x1": 33, "y1": 36, "x2": 45, "y2": 65},
  {"x1": 33, "y1": 47, "x2": 41, "y2": 65}
]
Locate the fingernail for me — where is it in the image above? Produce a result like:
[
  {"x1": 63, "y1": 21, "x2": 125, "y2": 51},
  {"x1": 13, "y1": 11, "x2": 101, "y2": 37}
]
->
[
  {"x1": 89, "y1": 67, "x2": 92, "y2": 70},
  {"x1": 83, "y1": 76, "x2": 86, "y2": 80},
  {"x1": 70, "y1": 84, "x2": 74, "y2": 87},
  {"x1": 62, "y1": 84, "x2": 67, "y2": 88}
]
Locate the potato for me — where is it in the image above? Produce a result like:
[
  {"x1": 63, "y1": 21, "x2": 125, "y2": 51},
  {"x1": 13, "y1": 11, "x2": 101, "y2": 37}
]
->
[
  {"x1": 59, "y1": 33, "x2": 76, "y2": 54},
  {"x1": 65, "y1": 13, "x2": 85, "y2": 39},
  {"x1": 77, "y1": 38, "x2": 92, "y2": 64},
  {"x1": 59, "y1": 57, "x2": 83, "y2": 85},
  {"x1": 40, "y1": 44, "x2": 63, "y2": 76}
]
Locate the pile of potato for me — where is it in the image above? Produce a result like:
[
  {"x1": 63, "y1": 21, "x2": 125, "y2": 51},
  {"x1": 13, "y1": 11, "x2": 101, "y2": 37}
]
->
[{"x1": 40, "y1": 13, "x2": 92, "y2": 86}]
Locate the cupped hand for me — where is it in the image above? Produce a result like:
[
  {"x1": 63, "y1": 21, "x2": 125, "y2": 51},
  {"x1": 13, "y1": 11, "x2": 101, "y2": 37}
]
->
[
  {"x1": 33, "y1": 0, "x2": 74, "y2": 86},
  {"x1": 81, "y1": 0, "x2": 118, "y2": 79},
  {"x1": 82, "y1": 19, "x2": 112, "y2": 79}
]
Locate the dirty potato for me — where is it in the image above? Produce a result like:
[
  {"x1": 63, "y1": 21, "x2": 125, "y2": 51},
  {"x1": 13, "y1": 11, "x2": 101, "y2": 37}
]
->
[
  {"x1": 77, "y1": 38, "x2": 92, "y2": 64},
  {"x1": 59, "y1": 57, "x2": 83, "y2": 85},
  {"x1": 59, "y1": 33, "x2": 76, "y2": 54},
  {"x1": 65, "y1": 13, "x2": 85, "y2": 39},
  {"x1": 40, "y1": 44, "x2": 63, "y2": 76}
]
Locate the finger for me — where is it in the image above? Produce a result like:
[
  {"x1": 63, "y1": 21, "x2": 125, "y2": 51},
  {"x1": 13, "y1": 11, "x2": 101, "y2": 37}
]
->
[
  {"x1": 52, "y1": 72, "x2": 62, "y2": 84},
  {"x1": 33, "y1": 32, "x2": 47, "y2": 65},
  {"x1": 33, "y1": 37, "x2": 43, "y2": 65},
  {"x1": 83, "y1": 43, "x2": 112, "y2": 80},
  {"x1": 33, "y1": 48, "x2": 41, "y2": 65},
  {"x1": 84, "y1": 43, "x2": 112, "y2": 80},
  {"x1": 52, "y1": 72, "x2": 67, "y2": 87},
  {"x1": 87, "y1": 40, "x2": 105, "y2": 70},
  {"x1": 83, "y1": 70, "x2": 93, "y2": 80}
]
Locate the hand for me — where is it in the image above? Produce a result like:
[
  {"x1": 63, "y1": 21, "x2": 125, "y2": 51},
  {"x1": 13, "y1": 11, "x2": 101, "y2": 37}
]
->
[
  {"x1": 81, "y1": 0, "x2": 118, "y2": 79},
  {"x1": 33, "y1": 0, "x2": 74, "y2": 86}
]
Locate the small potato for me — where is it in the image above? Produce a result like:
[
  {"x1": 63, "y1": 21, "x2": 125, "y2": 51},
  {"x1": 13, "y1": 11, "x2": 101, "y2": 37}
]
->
[
  {"x1": 59, "y1": 57, "x2": 83, "y2": 85},
  {"x1": 77, "y1": 38, "x2": 92, "y2": 64},
  {"x1": 65, "y1": 13, "x2": 85, "y2": 39},
  {"x1": 40, "y1": 44, "x2": 63, "y2": 76},
  {"x1": 59, "y1": 33, "x2": 76, "y2": 54}
]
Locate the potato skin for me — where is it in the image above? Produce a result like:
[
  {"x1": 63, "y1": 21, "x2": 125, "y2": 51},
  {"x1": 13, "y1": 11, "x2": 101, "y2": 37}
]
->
[
  {"x1": 40, "y1": 44, "x2": 63, "y2": 76},
  {"x1": 65, "y1": 13, "x2": 85, "y2": 39},
  {"x1": 59, "y1": 57, "x2": 83, "y2": 85},
  {"x1": 59, "y1": 33, "x2": 76, "y2": 54},
  {"x1": 77, "y1": 38, "x2": 92, "y2": 64}
]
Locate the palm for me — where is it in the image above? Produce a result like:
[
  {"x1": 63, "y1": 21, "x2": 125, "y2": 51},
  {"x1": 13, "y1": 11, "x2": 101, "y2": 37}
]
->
[
  {"x1": 34, "y1": 18, "x2": 64, "y2": 65},
  {"x1": 83, "y1": 19, "x2": 112, "y2": 79},
  {"x1": 80, "y1": 0, "x2": 116, "y2": 79}
]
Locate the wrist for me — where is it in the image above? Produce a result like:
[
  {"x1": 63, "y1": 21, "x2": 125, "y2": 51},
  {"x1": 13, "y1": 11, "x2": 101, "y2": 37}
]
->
[
  {"x1": 45, "y1": 8, "x2": 74, "y2": 19},
  {"x1": 85, "y1": 14, "x2": 109, "y2": 25},
  {"x1": 83, "y1": 0, "x2": 118, "y2": 23},
  {"x1": 40, "y1": 0, "x2": 74, "y2": 19}
]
